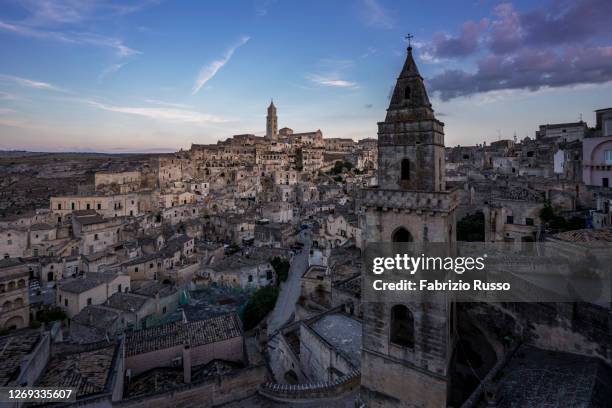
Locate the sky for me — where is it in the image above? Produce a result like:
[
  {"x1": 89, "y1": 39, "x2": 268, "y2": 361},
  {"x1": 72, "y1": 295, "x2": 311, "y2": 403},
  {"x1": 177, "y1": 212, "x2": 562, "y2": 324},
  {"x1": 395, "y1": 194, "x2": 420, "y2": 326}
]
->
[{"x1": 0, "y1": 0, "x2": 611, "y2": 153}]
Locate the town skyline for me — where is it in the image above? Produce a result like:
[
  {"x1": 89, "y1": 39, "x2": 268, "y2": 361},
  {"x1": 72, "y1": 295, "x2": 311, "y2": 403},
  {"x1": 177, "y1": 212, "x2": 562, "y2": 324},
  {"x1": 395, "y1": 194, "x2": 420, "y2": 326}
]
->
[{"x1": 1, "y1": 0, "x2": 612, "y2": 152}]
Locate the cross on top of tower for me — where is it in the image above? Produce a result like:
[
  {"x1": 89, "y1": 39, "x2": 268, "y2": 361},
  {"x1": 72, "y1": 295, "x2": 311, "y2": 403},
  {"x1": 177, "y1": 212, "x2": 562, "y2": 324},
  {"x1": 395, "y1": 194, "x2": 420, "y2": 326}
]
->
[{"x1": 405, "y1": 33, "x2": 414, "y2": 49}]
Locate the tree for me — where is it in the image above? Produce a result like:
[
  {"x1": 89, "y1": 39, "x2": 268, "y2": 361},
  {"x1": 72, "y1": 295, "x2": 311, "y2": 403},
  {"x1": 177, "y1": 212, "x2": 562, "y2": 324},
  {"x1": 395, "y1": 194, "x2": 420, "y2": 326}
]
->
[
  {"x1": 242, "y1": 286, "x2": 279, "y2": 330},
  {"x1": 270, "y1": 257, "x2": 290, "y2": 283},
  {"x1": 457, "y1": 212, "x2": 485, "y2": 241}
]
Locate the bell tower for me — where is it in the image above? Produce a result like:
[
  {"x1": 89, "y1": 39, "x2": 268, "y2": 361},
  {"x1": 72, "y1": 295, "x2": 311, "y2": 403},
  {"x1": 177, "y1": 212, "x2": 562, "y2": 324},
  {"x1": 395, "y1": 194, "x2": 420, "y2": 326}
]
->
[
  {"x1": 359, "y1": 40, "x2": 458, "y2": 407},
  {"x1": 266, "y1": 99, "x2": 278, "y2": 141}
]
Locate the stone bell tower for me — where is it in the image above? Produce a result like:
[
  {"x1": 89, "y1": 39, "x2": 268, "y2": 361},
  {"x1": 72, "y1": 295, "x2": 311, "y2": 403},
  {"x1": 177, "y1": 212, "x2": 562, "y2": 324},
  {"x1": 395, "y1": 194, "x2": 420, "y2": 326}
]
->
[
  {"x1": 266, "y1": 99, "x2": 278, "y2": 141},
  {"x1": 359, "y1": 41, "x2": 458, "y2": 407}
]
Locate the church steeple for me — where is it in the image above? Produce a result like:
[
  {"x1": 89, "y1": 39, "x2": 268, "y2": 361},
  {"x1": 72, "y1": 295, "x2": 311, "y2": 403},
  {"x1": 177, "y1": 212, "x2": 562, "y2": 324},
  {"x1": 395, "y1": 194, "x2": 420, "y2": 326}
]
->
[
  {"x1": 386, "y1": 45, "x2": 433, "y2": 120},
  {"x1": 266, "y1": 99, "x2": 278, "y2": 141},
  {"x1": 376, "y1": 38, "x2": 445, "y2": 192}
]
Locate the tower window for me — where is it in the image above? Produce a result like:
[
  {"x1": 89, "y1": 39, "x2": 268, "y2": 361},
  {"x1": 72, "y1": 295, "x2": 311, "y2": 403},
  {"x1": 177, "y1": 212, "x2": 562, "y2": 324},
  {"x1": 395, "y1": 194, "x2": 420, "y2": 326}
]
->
[
  {"x1": 404, "y1": 86, "x2": 411, "y2": 100},
  {"x1": 390, "y1": 305, "x2": 414, "y2": 348},
  {"x1": 401, "y1": 158, "x2": 410, "y2": 181}
]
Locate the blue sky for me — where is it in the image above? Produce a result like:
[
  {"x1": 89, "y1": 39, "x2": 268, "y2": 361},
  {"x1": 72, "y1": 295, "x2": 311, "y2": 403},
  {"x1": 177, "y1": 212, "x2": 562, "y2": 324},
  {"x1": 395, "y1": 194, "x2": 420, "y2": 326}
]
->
[{"x1": 0, "y1": 0, "x2": 611, "y2": 152}]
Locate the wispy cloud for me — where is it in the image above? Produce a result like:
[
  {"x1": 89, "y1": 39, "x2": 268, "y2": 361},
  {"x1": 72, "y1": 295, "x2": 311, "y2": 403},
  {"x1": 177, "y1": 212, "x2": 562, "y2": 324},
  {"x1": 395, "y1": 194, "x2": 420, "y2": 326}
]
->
[
  {"x1": 83, "y1": 99, "x2": 231, "y2": 124},
  {"x1": 0, "y1": 74, "x2": 63, "y2": 91},
  {"x1": 0, "y1": 91, "x2": 19, "y2": 100},
  {"x1": 254, "y1": 0, "x2": 277, "y2": 17},
  {"x1": 18, "y1": 0, "x2": 160, "y2": 25},
  {"x1": 307, "y1": 58, "x2": 358, "y2": 89},
  {"x1": 307, "y1": 74, "x2": 358, "y2": 89},
  {"x1": 143, "y1": 98, "x2": 193, "y2": 109},
  {"x1": 361, "y1": 0, "x2": 393, "y2": 29},
  {"x1": 99, "y1": 63, "x2": 126, "y2": 80},
  {"x1": 0, "y1": 21, "x2": 139, "y2": 56},
  {"x1": 191, "y1": 36, "x2": 250, "y2": 95}
]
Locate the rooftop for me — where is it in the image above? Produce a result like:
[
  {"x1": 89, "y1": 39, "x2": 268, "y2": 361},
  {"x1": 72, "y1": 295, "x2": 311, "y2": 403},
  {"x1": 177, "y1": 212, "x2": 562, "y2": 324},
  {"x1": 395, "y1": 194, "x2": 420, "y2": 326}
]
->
[
  {"x1": 0, "y1": 330, "x2": 41, "y2": 385},
  {"x1": 482, "y1": 345, "x2": 612, "y2": 407},
  {"x1": 309, "y1": 313, "x2": 362, "y2": 369},
  {"x1": 125, "y1": 313, "x2": 242, "y2": 357},
  {"x1": 104, "y1": 292, "x2": 148, "y2": 312},
  {"x1": 37, "y1": 343, "x2": 118, "y2": 399},
  {"x1": 552, "y1": 227, "x2": 612, "y2": 243}
]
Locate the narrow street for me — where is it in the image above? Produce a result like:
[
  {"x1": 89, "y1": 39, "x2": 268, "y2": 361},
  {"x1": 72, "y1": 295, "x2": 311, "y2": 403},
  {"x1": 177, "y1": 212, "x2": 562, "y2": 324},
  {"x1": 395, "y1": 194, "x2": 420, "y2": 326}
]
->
[{"x1": 267, "y1": 228, "x2": 311, "y2": 335}]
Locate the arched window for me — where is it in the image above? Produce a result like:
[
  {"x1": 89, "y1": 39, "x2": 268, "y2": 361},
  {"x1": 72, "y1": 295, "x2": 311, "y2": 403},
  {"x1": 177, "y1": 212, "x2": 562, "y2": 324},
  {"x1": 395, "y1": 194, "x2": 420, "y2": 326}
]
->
[
  {"x1": 390, "y1": 304, "x2": 415, "y2": 348},
  {"x1": 392, "y1": 227, "x2": 413, "y2": 242},
  {"x1": 404, "y1": 86, "x2": 411, "y2": 100},
  {"x1": 401, "y1": 158, "x2": 410, "y2": 181}
]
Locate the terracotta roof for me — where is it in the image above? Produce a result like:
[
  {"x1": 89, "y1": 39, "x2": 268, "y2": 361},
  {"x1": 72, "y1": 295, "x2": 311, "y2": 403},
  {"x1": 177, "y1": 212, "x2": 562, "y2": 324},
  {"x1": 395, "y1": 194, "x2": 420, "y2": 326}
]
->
[
  {"x1": 552, "y1": 227, "x2": 612, "y2": 243},
  {"x1": 37, "y1": 344, "x2": 117, "y2": 398},
  {"x1": 125, "y1": 313, "x2": 242, "y2": 357}
]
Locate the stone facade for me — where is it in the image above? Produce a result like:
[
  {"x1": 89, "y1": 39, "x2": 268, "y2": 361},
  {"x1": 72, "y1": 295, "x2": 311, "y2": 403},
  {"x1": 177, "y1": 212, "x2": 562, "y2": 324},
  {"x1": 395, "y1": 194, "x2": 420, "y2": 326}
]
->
[{"x1": 360, "y1": 45, "x2": 457, "y2": 408}]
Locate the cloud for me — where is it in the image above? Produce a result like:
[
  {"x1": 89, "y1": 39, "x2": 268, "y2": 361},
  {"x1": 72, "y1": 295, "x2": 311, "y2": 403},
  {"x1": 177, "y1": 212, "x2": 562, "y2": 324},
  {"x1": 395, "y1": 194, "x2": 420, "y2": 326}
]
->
[
  {"x1": 192, "y1": 36, "x2": 250, "y2": 95},
  {"x1": 83, "y1": 99, "x2": 231, "y2": 124},
  {"x1": 17, "y1": 0, "x2": 159, "y2": 25},
  {"x1": 429, "y1": 46, "x2": 612, "y2": 101},
  {"x1": 99, "y1": 63, "x2": 126, "y2": 80},
  {"x1": 424, "y1": 0, "x2": 612, "y2": 100},
  {"x1": 307, "y1": 75, "x2": 358, "y2": 89},
  {"x1": 431, "y1": 19, "x2": 489, "y2": 58},
  {"x1": 0, "y1": 21, "x2": 139, "y2": 56},
  {"x1": 0, "y1": 74, "x2": 63, "y2": 91},
  {"x1": 0, "y1": 91, "x2": 18, "y2": 100},
  {"x1": 361, "y1": 0, "x2": 393, "y2": 29},
  {"x1": 143, "y1": 99, "x2": 193, "y2": 109},
  {"x1": 254, "y1": 0, "x2": 277, "y2": 17}
]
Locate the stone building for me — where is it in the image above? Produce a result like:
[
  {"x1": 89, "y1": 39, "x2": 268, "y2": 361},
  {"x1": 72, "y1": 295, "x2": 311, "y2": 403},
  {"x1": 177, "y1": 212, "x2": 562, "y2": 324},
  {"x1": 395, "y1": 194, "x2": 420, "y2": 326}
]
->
[
  {"x1": 359, "y1": 44, "x2": 458, "y2": 407},
  {"x1": 266, "y1": 100, "x2": 278, "y2": 141},
  {"x1": 0, "y1": 258, "x2": 30, "y2": 330}
]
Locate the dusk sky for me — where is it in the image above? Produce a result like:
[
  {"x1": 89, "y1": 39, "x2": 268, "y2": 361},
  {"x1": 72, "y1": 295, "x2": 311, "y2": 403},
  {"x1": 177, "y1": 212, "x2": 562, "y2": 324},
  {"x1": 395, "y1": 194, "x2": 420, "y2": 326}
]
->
[{"x1": 1, "y1": 0, "x2": 611, "y2": 152}]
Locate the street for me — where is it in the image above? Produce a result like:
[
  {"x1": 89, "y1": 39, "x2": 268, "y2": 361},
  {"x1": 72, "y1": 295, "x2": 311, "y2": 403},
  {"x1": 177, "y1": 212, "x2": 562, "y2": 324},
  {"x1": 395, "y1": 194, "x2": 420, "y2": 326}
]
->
[{"x1": 267, "y1": 228, "x2": 311, "y2": 335}]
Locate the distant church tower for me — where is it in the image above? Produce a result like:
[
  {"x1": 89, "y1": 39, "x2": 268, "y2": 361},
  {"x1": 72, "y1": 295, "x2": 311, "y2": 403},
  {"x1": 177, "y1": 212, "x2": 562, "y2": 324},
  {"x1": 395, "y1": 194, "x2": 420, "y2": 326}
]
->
[
  {"x1": 359, "y1": 43, "x2": 458, "y2": 407},
  {"x1": 266, "y1": 99, "x2": 278, "y2": 141}
]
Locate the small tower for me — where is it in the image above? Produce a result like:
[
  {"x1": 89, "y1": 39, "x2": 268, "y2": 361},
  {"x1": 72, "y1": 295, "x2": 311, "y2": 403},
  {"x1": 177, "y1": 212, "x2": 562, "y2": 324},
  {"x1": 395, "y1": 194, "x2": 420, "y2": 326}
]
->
[{"x1": 266, "y1": 99, "x2": 278, "y2": 141}]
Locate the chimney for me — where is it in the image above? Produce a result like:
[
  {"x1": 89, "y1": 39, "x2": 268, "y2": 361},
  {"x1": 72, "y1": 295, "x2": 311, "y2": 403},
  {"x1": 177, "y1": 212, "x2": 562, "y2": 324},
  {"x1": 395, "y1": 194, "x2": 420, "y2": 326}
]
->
[{"x1": 183, "y1": 345, "x2": 191, "y2": 384}]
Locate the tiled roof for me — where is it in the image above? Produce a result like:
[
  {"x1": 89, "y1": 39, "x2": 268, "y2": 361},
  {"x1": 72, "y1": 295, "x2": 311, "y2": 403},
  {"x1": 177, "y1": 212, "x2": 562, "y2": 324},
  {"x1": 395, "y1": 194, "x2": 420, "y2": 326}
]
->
[
  {"x1": 552, "y1": 227, "x2": 612, "y2": 243},
  {"x1": 37, "y1": 344, "x2": 117, "y2": 398},
  {"x1": 104, "y1": 292, "x2": 148, "y2": 312},
  {"x1": 125, "y1": 313, "x2": 242, "y2": 357},
  {"x1": 0, "y1": 331, "x2": 41, "y2": 385}
]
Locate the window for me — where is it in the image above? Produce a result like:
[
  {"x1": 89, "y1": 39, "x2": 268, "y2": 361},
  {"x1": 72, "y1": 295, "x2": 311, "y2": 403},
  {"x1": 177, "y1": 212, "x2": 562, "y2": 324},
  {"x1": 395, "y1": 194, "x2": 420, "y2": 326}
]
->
[
  {"x1": 64, "y1": 299, "x2": 68, "y2": 306},
  {"x1": 604, "y1": 178, "x2": 609, "y2": 188},
  {"x1": 58, "y1": 204, "x2": 62, "y2": 210},
  {"x1": 118, "y1": 284, "x2": 122, "y2": 293},
  {"x1": 7, "y1": 240, "x2": 11, "y2": 245},
  {"x1": 87, "y1": 297, "x2": 92, "y2": 305},
  {"x1": 404, "y1": 86, "x2": 411, "y2": 100},
  {"x1": 134, "y1": 267, "x2": 139, "y2": 273},
  {"x1": 162, "y1": 306, "x2": 167, "y2": 314},
  {"x1": 525, "y1": 218, "x2": 534, "y2": 226},
  {"x1": 86, "y1": 203, "x2": 90, "y2": 210},
  {"x1": 94, "y1": 234, "x2": 99, "y2": 240},
  {"x1": 605, "y1": 150, "x2": 612, "y2": 165},
  {"x1": 248, "y1": 275, "x2": 253, "y2": 282},
  {"x1": 97, "y1": 203, "x2": 101, "y2": 210},
  {"x1": 71, "y1": 203, "x2": 75, "y2": 210},
  {"x1": 390, "y1": 305, "x2": 414, "y2": 348},
  {"x1": 400, "y1": 158, "x2": 410, "y2": 181},
  {"x1": 506, "y1": 215, "x2": 514, "y2": 224}
]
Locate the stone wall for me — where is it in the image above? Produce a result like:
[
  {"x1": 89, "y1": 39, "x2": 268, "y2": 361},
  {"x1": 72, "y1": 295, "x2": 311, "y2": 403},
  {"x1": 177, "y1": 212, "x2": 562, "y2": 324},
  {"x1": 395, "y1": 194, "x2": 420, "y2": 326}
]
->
[{"x1": 118, "y1": 364, "x2": 266, "y2": 408}]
